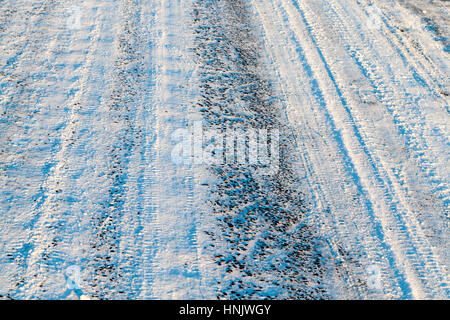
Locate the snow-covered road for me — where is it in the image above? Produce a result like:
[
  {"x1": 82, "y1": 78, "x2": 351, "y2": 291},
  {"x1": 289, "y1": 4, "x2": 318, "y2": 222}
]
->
[{"x1": 0, "y1": 0, "x2": 448, "y2": 299}]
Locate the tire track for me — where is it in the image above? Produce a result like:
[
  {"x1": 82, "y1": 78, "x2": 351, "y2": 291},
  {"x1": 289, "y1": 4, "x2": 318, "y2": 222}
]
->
[
  {"x1": 252, "y1": 0, "x2": 449, "y2": 298},
  {"x1": 309, "y1": 0, "x2": 449, "y2": 298},
  {"x1": 85, "y1": 0, "x2": 148, "y2": 300},
  {"x1": 141, "y1": 0, "x2": 208, "y2": 299},
  {"x1": 0, "y1": 0, "x2": 108, "y2": 299},
  {"x1": 252, "y1": 0, "x2": 401, "y2": 299},
  {"x1": 285, "y1": 0, "x2": 448, "y2": 298},
  {"x1": 15, "y1": 1, "x2": 124, "y2": 299}
]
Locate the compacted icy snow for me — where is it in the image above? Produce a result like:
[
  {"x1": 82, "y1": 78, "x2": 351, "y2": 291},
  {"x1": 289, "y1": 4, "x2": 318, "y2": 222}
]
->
[{"x1": 0, "y1": 0, "x2": 448, "y2": 299}]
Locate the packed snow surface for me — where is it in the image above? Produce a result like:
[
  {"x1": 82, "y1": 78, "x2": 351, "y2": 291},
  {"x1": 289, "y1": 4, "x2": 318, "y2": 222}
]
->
[{"x1": 0, "y1": 0, "x2": 448, "y2": 299}]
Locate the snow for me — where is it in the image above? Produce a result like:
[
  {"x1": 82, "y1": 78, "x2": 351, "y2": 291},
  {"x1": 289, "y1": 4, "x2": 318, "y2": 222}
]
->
[{"x1": 0, "y1": 0, "x2": 448, "y2": 299}]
